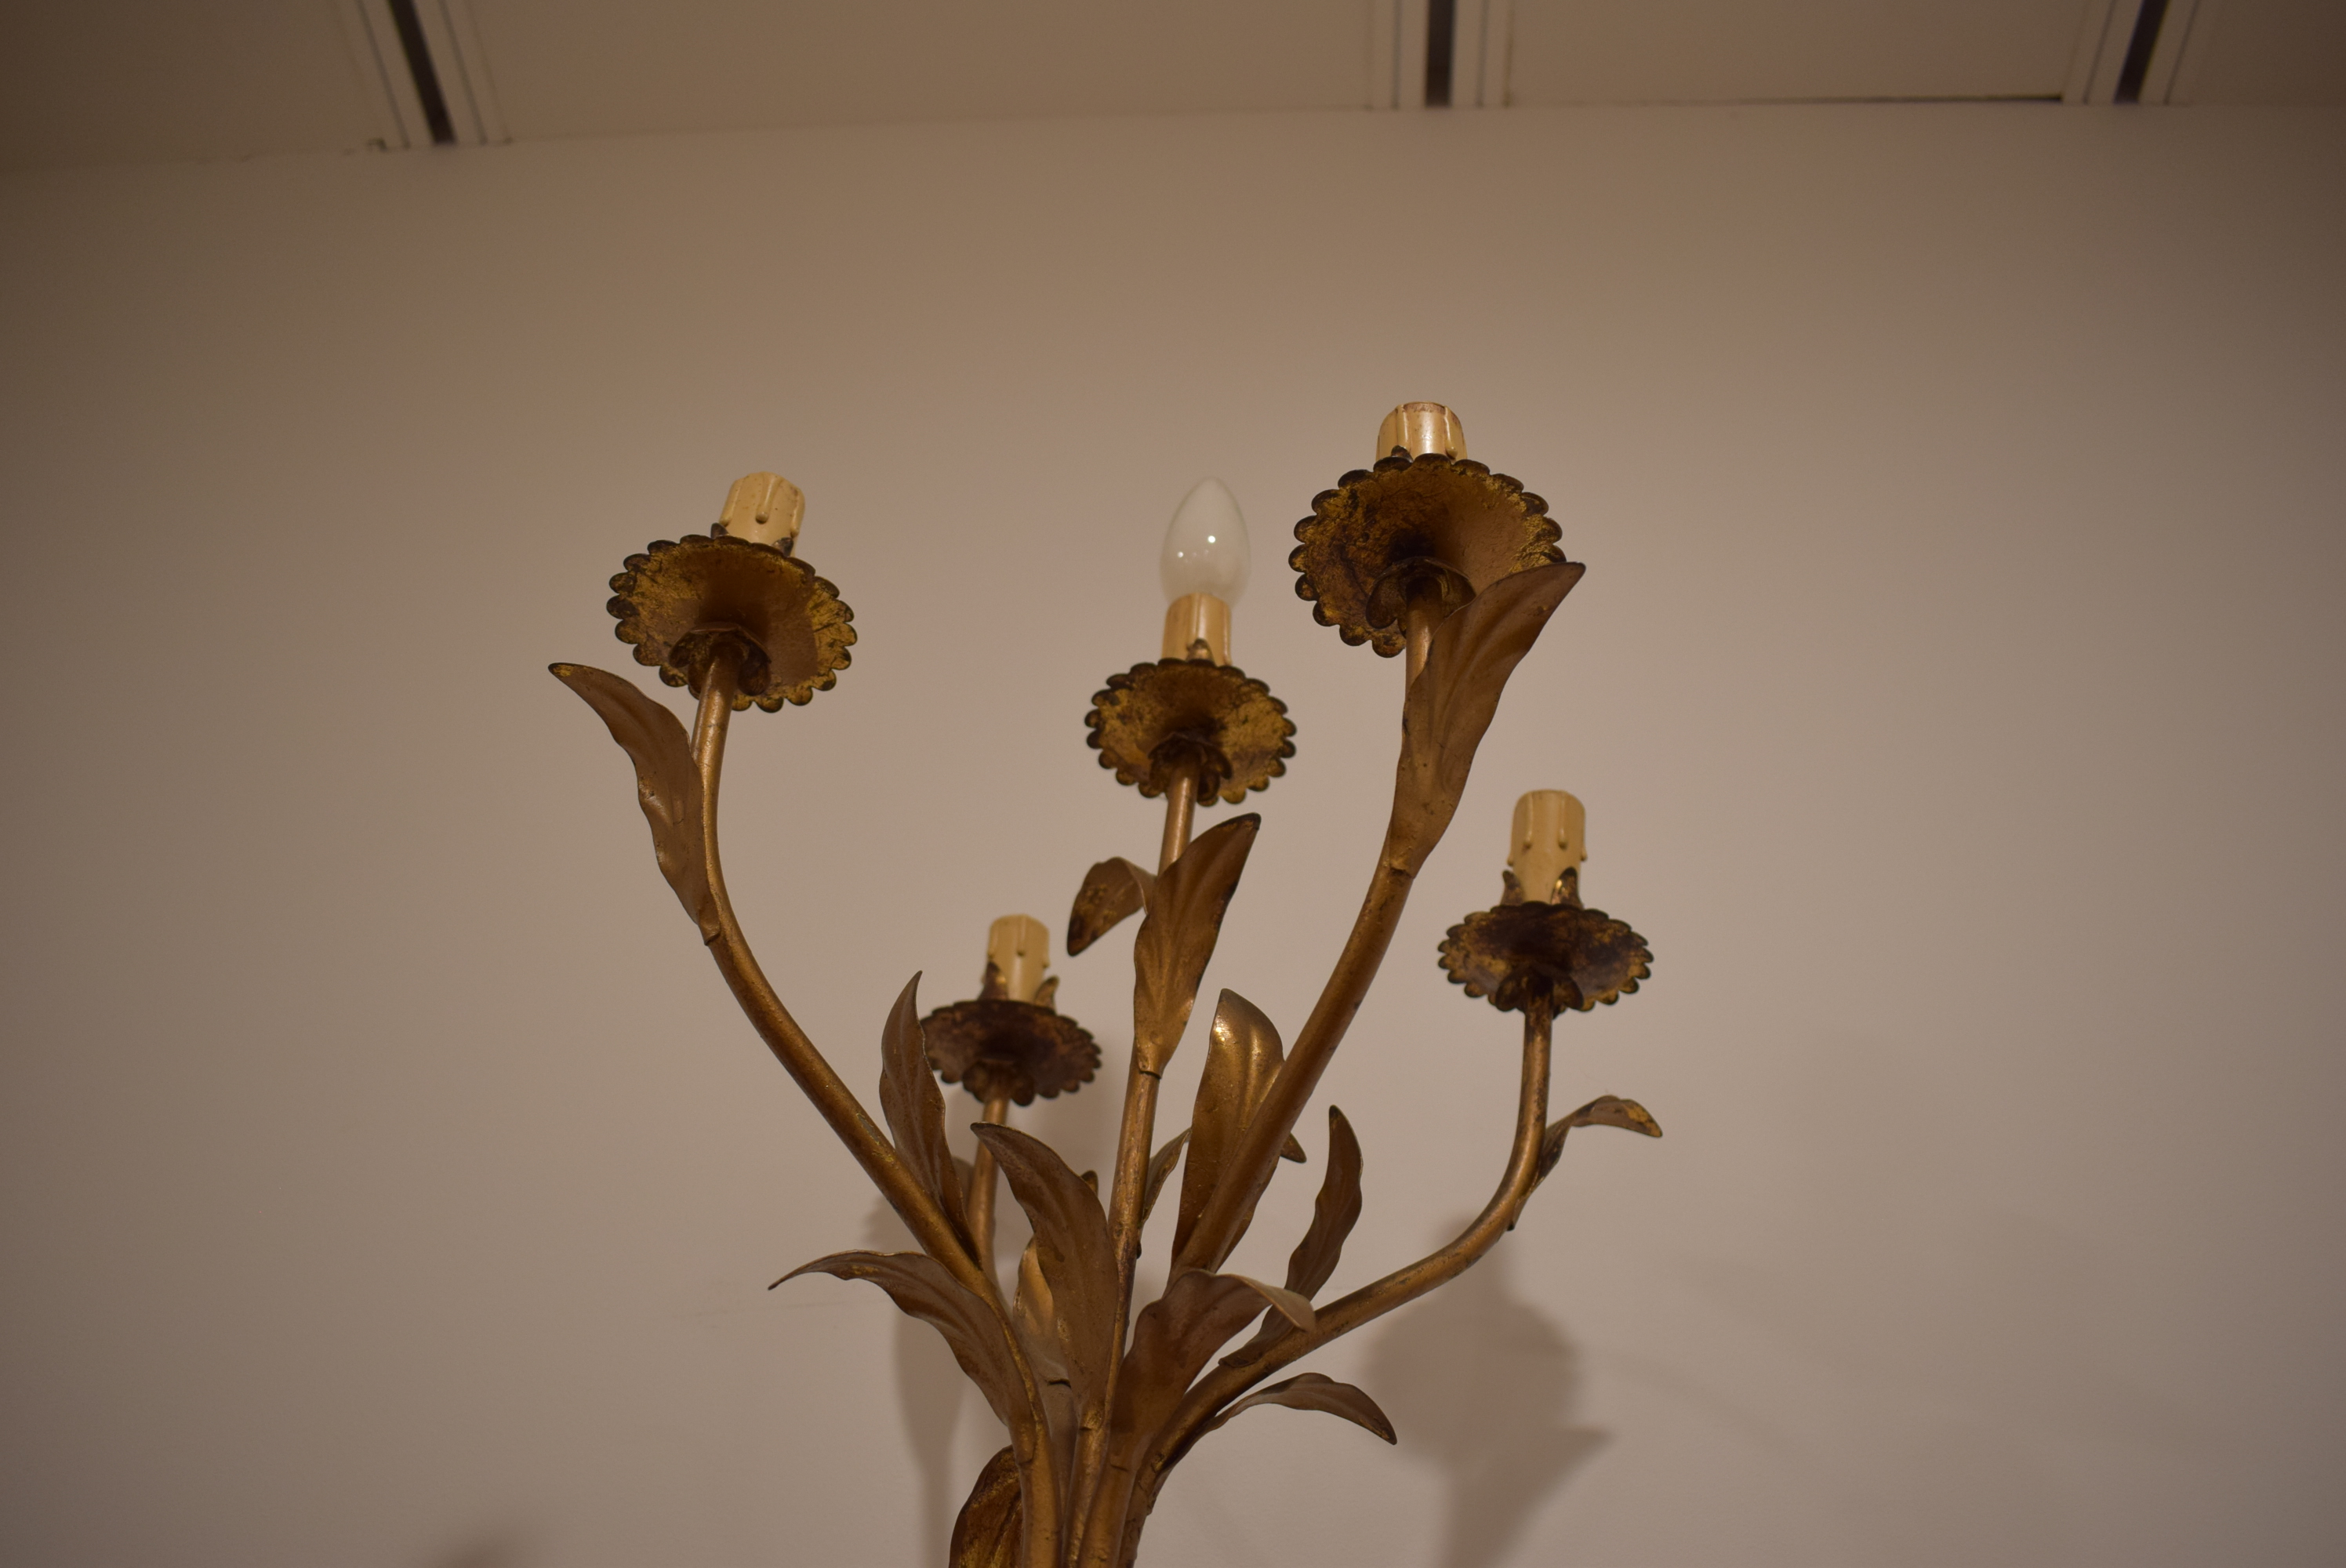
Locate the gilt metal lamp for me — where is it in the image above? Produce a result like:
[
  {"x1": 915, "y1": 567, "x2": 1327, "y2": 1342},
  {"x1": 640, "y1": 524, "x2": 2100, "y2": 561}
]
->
[{"x1": 551, "y1": 403, "x2": 1659, "y2": 1567}]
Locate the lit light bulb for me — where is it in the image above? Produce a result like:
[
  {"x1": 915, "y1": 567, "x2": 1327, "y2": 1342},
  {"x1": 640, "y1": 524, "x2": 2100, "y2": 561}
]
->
[{"x1": 1159, "y1": 478, "x2": 1251, "y2": 605}]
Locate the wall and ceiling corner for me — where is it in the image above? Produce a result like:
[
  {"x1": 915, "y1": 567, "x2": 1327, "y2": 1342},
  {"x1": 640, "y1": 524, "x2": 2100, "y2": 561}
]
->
[{"x1": 1, "y1": 5, "x2": 2343, "y2": 1567}]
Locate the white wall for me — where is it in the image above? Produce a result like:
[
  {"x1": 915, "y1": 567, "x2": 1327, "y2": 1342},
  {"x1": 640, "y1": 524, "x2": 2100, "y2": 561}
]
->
[{"x1": 2, "y1": 103, "x2": 2341, "y2": 1568}]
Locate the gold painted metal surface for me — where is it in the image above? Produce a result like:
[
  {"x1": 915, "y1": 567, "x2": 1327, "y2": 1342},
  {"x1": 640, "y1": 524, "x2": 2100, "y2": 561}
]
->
[
  {"x1": 1449, "y1": 789, "x2": 1648, "y2": 1012},
  {"x1": 1291, "y1": 451, "x2": 1566, "y2": 658},
  {"x1": 1438, "y1": 901, "x2": 1653, "y2": 1014},
  {"x1": 1447, "y1": 790, "x2": 1649, "y2": 1014},
  {"x1": 1155, "y1": 764, "x2": 1197, "y2": 873},
  {"x1": 1066, "y1": 858, "x2": 1153, "y2": 955},
  {"x1": 1084, "y1": 659, "x2": 1295, "y2": 804},
  {"x1": 606, "y1": 531, "x2": 855, "y2": 709},
  {"x1": 550, "y1": 412, "x2": 1667, "y2": 1567},
  {"x1": 923, "y1": 1001, "x2": 1101, "y2": 1107},
  {"x1": 968, "y1": 1090, "x2": 1012, "y2": 1284}
]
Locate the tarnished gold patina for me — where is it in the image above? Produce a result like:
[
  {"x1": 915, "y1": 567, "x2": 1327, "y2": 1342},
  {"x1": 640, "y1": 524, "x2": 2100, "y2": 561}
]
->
[
  {"x1": 607, "y1": 531, "x2": 855, "y2": 710},
  {"x1": 1290, "y1": 452, "x2": 1569, "y2": 658},
  {"x1": 922, "y1": 999, "x2": 1102, "y2": 1106},
  {"x1": 554, "y1": 415, "x2": 1667, "y2": 1568},
  {"x1": 1066, "y1": 857, "x2": 1154, "y2": 955},
  {"x1": 1084, "y1": 659, "x2": 1295, "y2": 804},
  {"x1": 1438, "y1": 900, "x2": 1653, "y2": 1014}
]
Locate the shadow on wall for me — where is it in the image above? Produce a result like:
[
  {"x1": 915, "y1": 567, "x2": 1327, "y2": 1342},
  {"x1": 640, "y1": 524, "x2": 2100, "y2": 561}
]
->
[
  {"x1": 1363, "y1": 1238, "x2": 1605, "y2": 1568},
  {"x1": 430, "y1": 1535, "x2": 528, "y2": 1568},
  {"x1": 866, "y1": 1198, "x2": 969, "y2": 1565},
  {"x1": 843, "y1": 1200, "x2": 1601, "y2": 1567}
]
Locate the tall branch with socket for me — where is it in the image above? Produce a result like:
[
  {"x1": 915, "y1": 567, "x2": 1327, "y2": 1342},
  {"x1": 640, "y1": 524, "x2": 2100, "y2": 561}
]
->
[{"x1": 551, "y1": 404, "x2": 1660, "y2": 1567}]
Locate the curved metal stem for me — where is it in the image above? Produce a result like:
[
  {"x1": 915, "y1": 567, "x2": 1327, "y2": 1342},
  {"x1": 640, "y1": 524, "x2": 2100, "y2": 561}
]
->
[
  {"x1": 1132, "y1": 994, "x2": 1557, "y2": 1536},
  {"x1": 967, "y1": 1091, "x2": 1011, "y2": 1289},
  {"x1": 1076, "y1": 1054, "x2": 1161, "y2": 1552},
  {"x1": 1170, "y1": 856, "x2": 1413, "y2": 1277},
  {"x1": 1180, "y1": 561, "x2": 1578, "y2": 1286},
  {"x1": 687, "y1": 646, "x2": 1062, "y2": 1567},
  {"x1": 1403, "y1": 595, "x2": 1438, "y2": 687},
  {"x1": 1069, "y1": 755, "x2": 1208, "y2": 1563},
  {"x1": 689, "y1": 654, "x2": 964, "y2": 1272},
  {"x1": 1157, "y1": 764, "x2": 1197, "y2": 873}
]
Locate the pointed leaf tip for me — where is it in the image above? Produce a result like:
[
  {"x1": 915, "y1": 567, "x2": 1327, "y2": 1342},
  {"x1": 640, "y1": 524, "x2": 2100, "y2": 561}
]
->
[
  {"x1": 1068, "y1": 856, "x2": 1155, "y2": 954},
  {"x1": 552, "y1": 662, "x2": 716, "y2": 938},
  {"x1": 877, "y1": 972, "x2": 973, "y2": 1258},
  {"x1": 1229, "y1": 1273, "x2": 1315, "y2": 1332},
  {"x1": 1283, "y1": 1104, "x2": 1364, "y2": 1300},
  {"x1": 971, "y1": 1123, "x2": 1117, "y2": 1420},
  {"x1": 1571, "y1": 1094, "x2": 1661, "y2": 1138},
  {"x1": 771, "y1": 1250, "x2": 1024, "y2": 1430},
  {"x1": 1141, "y1": 1129, "x2": 1190, "y2": 1228},
  {"x1": 1385, "y1": 561, "x2": 1582, "y2": 875},
  {"x1": 1176, "y1": 988, "x2": 1288, "y2": 1266},
  {"x1": 1131, "y1": 815, "x2": 1262, "y2": 1076},
  {"x1": 1208, "y1": 1373, "x2": 1396, "y2": 1444},
  {"x1": 1537, "y1": 1095, "x2": 1662, "y2": 1186}
]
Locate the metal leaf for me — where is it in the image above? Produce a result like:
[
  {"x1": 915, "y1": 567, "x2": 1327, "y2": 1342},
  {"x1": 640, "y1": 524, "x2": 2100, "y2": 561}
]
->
[
  {"x1": 1067, "y1": 856, "x2": 1155, "y2": 955},
  {"x1": 1206, "y1": 1373, "x2": 1396, "y2": 1444},
  {"x1": 973, "y1": 1124, "x2": 1119, "y2": 1423},
  {"x1": 1175, "y1": 990, "x2": 1286, "y2": 1268},
  {"x1": 1117, "y1": 1269, "x2": 1317, "y2": 1441},
  {"x1": 1227, "y1": 1272, "x2": 1315, "y2": 1332},
  {"x1": 1131, "y1": 815, "x2": 1261, "y2": 1075},
  {"x1": 1536, "y1": 1095, "x2": 1663, "y2": 1186},
  {"x1": 1008, "y1": 1230, "x2": 1083, "y2": 1472},
  {"x1": 1011, "y1": 1236, "x2": 1062, "y2": 1374},
  {"x1": 1285, "y1": 1105, "x2": 1364, "y2": 1299},
  {"x1": 878, "y1": 973, "x2": 974, "y2": 1258},
  {"x1": 549, "y1": 662, "x2": 717, "y2": 938},
  {"x1": 950, "y1": 1446, "x2": 1022, "y2": 1568},
  {"x1": 775, "y1": 1250, "x2": 1022, "y2": 1428},
  {"x1": 1222, "y1": 1105, "x2": 1364, "y2": 1370},
  {"x1": 1140, "y1": 1130, "x2": 1190, "y2": 1229},
  {"x1": 1383, "y1": 561, "x2": 1583, "y2": 876},
  {"x1": 1005, "y1": 1236, "x2": 1080, "y2": 1488}
]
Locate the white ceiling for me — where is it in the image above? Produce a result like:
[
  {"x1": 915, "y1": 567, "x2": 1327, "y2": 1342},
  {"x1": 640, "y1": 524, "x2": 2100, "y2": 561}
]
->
[
  {"x1": 0, "y1": 0, "x2": 2337, "y2": 174},
  {"x1": 1511, "y1": 0, "x2": 2094, "y2": 103}
]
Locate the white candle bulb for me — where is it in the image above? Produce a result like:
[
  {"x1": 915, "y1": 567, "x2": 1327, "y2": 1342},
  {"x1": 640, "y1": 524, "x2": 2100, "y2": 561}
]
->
[{"x1": 1159, "y1": 478, "x2": 1251, "y2": 605}]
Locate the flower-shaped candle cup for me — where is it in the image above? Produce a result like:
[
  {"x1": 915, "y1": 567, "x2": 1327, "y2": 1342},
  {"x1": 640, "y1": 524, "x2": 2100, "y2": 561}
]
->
[
  {"x1": 1291, "y1": 405, "x2": 1569, "y2": 657},
  {"x1": 921, "y1": 998, "x2": 1102, "y2": 1106},
  {"x1": 606, "y1": 532, "x2": 855, "y2": 710},
  {"x1": 1439, "y1": 901, "x2": 1653, "y2": 1016},
  {"x1": 1085, "y1": 659, "x2": 1295, "y2": 804}
]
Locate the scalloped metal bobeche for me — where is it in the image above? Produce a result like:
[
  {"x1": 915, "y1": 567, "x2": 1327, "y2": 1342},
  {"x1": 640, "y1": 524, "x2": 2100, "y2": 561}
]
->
[
  {"x1": 606, "y1": 532, "x2": 856, "y2": 711},
  {"x1": 1438, "y1": 900, "x2": 1653, "y2": 1015},
  {"x1": 1085, "y1": 659, "x2": 1295, "y2": 804},
  {"x1": 921, "y1": 999, "x2": 1102, "y2": 1106},
  {"x1": 1291, "y1": 450, "x2": 1566, "y2": 657}
]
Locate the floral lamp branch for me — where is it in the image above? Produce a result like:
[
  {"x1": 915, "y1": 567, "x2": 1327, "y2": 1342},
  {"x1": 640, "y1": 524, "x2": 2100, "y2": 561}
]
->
[{"x1": 550, "y1": 404, "x2": 1664, "y2": 1568}]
